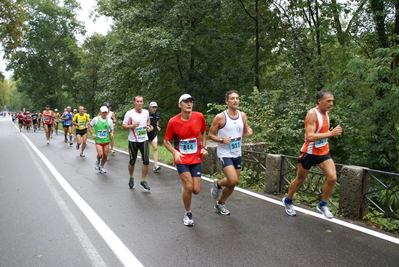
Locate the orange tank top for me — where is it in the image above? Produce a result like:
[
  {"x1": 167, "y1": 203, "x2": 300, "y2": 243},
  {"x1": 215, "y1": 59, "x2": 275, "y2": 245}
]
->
[
  {"x1": 300, "y1": 108, "x2": 330, "y2": 155},
  {"x1": 43, "y1": 110, "x2": 53, "y2": 124}
]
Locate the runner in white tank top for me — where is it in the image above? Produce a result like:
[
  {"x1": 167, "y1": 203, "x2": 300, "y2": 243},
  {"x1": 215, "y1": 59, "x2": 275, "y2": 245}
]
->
[
  {"x1": 208, "y1": 91, "x2": 253, "y2": 215},
  {"x1": 217, "y1": 110, "x2": 243, "y2": 158}
]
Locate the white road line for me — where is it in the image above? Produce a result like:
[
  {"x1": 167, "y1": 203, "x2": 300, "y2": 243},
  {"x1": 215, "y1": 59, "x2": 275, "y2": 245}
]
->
[
  {"x1": 108, "y1": 142, "x2": 399, "y2": 245},
  {"x1": 18, "y1": 127, "x2": 143, "y2": 267},
  {"x1": 23, "y1": 139, "x2": 107, "y2": 267}
]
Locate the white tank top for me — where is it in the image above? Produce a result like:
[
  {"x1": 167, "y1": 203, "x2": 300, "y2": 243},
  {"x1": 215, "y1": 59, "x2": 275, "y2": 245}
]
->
[{"x1": 217, "y1": 110, "x2": 244, "y2": 158}]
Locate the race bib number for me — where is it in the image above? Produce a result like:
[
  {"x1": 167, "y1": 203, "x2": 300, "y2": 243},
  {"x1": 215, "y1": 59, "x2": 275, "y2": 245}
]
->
[
  {"x1": 43, "y1": 117, "x2": 50, "y2": 123},
  {"x1": 97, "y1": 130, "x2": 107, "y2": 138},
  {"x1": 315, "y1": 138, "x2": 328, "y2": 148},
  {"x1": 228, "y1": 137, "x2": 242, "y2": 152},
  {"x1": 79, "y1": 121, "x2": 86, "y2": 127},
  {"x1": 64, "y1": 120, "x2": 71, "y2": 126},
  {"x1": 179, "y1": 138, "x2": 197, "y2": 154},
  {"x1": 136, "y1": 126, "x2": 147, "y2": 141}
]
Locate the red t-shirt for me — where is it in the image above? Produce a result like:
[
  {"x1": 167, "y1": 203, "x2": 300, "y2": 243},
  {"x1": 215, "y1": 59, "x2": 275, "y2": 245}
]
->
[
  {"x1": 25, "y1": 114, "x2": 32, "y2": 123},
  {"x1": 164, "y1": 111, "x2": 207, "y2": 165},
  {"x1": 17, "y1": 113, "x2": 24, "y2": 121}
]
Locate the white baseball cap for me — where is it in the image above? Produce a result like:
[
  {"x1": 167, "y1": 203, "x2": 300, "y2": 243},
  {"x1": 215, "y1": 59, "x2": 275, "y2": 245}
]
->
[
  {"x1": 100, "y1": 106, "x2": 108, "y2": 112},
  {"x1": 149, "y1": 102, "x2": 158, "y2": 107},
  {"x1": 178, "y1": 93, "x2": 195, "y2": 103}
]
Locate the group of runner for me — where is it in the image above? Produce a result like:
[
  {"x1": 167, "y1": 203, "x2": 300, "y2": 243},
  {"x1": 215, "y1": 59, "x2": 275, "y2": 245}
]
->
[
  {"x1": 15, "y1": 109, "x2": 40, "y2": 132},
  {"x1": 122, "y1": 90, "x2": 341, "y2": 226},
  {"x1": 17, "y1": 89, "x2": 342, "y2": 227},
  {"x1": 121, "y1": 92, "x2": 252, "y2": 226}
]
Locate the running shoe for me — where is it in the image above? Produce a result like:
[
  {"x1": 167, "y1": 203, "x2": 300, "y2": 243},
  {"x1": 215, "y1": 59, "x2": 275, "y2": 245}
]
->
[
  {"x1": 140, "y1": 181, "x2": 150, "y2": 191},
  {"x1": 99, "y1": 166, "x2": 107, "y2": 174},
  {"x1": 317, "y1": 203, "x2": 333, "y2": 219},
  {"x1": 110, "y1": 149, "x2": 115, "y2": 154},
  {"x1": 70, "y1": 142, "x2": 73, "y2": 147},
  {"x1": 128, "y1": 178, "x2": 134, "y2": 189},
  {"x1": 80, "y1": 152, "x2": 85, "y2": 157},
  {"x1": 76, "y1": 143, "x2": 80, "y2": 150},
  {"x1": 183, "y1": 212, "x2": 194, "y2": 226},
  {"x1": 64, "y1": 138, "x2": 67, "y2": 143},
  {"x1": 214, "y1": 202, "x2": 230, "y2": 215},
  {"x1": 211, "y1": 179, "x2": 221, "y2": 200},
  {"x1": 282, "y1": 197, "x2": 296, "y2": 216},
  {"x1": 153, "y1": 166, "x2": 161, "y2": 172},
  {"x1": 94, "y1": 160, "x2": 100, "y2": 170},
  {"x1": 46, "y1": 140, "x2": 50, "y2": 145}
]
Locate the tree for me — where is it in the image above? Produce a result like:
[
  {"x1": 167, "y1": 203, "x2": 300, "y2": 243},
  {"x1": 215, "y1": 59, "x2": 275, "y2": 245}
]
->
[
  {"x1": 0, "y1": 0, "x2": 27, "y2": 58},
  {"x1": 73, "y1": 33, "x2": 107, "y2": 117},
  {"x1": 0, "y1": 79, "x2": 11, "y2": 108},
  {"x1": 8, "y1": 0, "x2": 84, "y2": 109},
  {"x1": 96, "y1": 0, "x2": 256, "y2": 113}
]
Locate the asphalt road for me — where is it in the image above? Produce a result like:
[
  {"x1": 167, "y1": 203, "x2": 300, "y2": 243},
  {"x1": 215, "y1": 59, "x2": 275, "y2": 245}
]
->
[{"x1": 1, "y1": 116, "x2": 398, "y2": 267}]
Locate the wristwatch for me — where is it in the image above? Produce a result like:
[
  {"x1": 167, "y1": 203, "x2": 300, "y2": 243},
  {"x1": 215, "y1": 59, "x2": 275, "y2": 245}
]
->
[
  {"x1": 219, "y1": 138, "x2": 223, "y2": 144},
  {"x1": 202, "y1": 146, "x2": 208, "y2": 150}
]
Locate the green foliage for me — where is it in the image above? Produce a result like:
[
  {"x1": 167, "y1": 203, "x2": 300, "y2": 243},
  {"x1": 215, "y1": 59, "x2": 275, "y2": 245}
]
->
[
  {"x1": 0, "y1": 0, "x2": 27, "y2": 58},
  {"x1": 95, "y1": 0, "x2": 257, "y2": 113},
  {"x1": 0, "y1": 79, "x2": 33, "y2": 111},
  {"x1": 8, "y1": 0, "x2": 84, "y2": 110},
  {"x1": 237, "y1": 168, "x2": 264, "y2": 192},
  {"x1": 363, "y1": 208, "x2": 399, "y2": 234},
  {"x1": 73, "y1": 33, "x2": 108, "y2": 117}
]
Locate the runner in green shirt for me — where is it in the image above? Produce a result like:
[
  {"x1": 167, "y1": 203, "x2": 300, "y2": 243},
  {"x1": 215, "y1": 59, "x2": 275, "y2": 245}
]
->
[{"x1": 89, "y1": 106, "x2": 114, "y2": 174}]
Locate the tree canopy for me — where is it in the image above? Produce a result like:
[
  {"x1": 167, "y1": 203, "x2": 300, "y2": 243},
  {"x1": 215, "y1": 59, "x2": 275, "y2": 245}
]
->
[{"x1": 5, "y1": 0, "x2": 399, "y2": 172}]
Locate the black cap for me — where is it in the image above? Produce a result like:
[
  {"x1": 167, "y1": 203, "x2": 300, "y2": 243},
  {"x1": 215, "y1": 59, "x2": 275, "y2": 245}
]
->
[
  {"x1": 105, "y1": 103, "x2": 111, "y2": 107},
  {"x1": 46, "y1": 105, "x2": 50, "y2": 107}
]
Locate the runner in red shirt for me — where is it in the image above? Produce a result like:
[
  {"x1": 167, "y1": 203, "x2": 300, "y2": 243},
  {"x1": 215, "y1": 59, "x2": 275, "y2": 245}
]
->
[
  {"x1": 24, "y1": 111, "x2": 32, "y2": 131},
  {"x1": 164, "y1": 94, "x2": 208, "y2": 226},
  {"x1": 17, "y1": 111, "x2": 24, "y2": 132}
]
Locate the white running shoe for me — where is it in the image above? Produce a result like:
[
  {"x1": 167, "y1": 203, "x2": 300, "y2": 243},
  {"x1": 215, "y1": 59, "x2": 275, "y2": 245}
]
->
[
  {"x1": 317, "y1": 204, "x2": 333, "y2": 219},
  {"x1": 99, "y1": 166, "x2": 107, "y2": 174},
  {"x1": 183, "y1": 212, "x2": 194, "y2": 226},
  {"x1": 282, "y1": 197, "x2": 296, "y2": 216},
  {"x1": 214, "y1": 202, "x2": 230, "y2": 215},
  {"x1": 211, "y1": 179, "x2": 221, "y2": 200},
  {"x1": 94, "y1": 160, "x2": 100, "y2": 170}
]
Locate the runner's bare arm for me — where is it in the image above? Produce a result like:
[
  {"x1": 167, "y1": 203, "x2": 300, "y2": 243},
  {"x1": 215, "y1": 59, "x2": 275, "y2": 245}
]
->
[
  {"x1": 208, "y1": 113, "x2": 227, "y2": 143},
  {"x1": 305, "y1": 110, "x2": 342, "y2": 142},
  {"x1": 241, "y1": 112, "x2": 253, "y2": 138},
  {"x1": 164, "y1": 139, "x2": 184, "y2": 162}
]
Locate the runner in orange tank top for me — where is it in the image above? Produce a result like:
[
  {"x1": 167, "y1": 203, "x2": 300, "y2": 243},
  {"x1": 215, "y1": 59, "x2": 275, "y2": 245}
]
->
[
  {"x1": 282, "y1": 90, "x2": 342, "y2": 219},
  {"x1": 42, "y1": 105, "x2": 54, "y2": 144}
]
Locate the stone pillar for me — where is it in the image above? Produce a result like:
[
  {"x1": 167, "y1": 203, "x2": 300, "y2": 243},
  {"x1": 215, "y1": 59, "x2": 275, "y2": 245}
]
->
[
  {"x1": 339, "y1": 166, "x2": 369, "y2": 219},
  {"x1": 264, "y1": 154, "x2": 284, "y2": 194}
]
